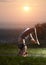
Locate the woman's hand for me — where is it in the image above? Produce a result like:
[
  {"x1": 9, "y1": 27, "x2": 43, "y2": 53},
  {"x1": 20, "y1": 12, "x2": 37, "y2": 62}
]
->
[{"x1": 31, "y1": 39, "x2": 36, "y2": 44}]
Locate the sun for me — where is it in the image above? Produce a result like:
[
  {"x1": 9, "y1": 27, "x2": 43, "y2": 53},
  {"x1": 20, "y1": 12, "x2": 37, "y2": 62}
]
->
[{"x1": 24, "y1": 6, "x2": 29, "y2": 12}]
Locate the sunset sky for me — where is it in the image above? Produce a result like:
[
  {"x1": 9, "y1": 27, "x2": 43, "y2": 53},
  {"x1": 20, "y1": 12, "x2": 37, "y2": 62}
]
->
[{"x1": 0, "y1": 0, "x2": 46, "y2": 29}]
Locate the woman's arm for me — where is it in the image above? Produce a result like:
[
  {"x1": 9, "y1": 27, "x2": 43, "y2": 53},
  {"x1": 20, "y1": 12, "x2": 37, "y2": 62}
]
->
[{"x1": 30, "y1": 33, "x2": 36, "y2": 43}]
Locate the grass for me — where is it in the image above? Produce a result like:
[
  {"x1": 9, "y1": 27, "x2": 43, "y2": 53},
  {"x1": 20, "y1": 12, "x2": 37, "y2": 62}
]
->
[
  {"x1": 0, "y1": 56, "x2": 46, "y2": 65},
  {"x1": 0, "y1": 44, "x2": 46, "y2": 65},
  {"x1": 28, "y1": 48, "x2": 46, "y2": 57},
  {"x1": 0, "y1": 45, "x2": 46, "y2": 57}
]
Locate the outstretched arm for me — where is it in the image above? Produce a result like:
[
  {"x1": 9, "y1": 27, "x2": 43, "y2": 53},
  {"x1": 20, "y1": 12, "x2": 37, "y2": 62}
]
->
[{"x1": 34, "y1": 27, "x2": 40, "y2": 45}]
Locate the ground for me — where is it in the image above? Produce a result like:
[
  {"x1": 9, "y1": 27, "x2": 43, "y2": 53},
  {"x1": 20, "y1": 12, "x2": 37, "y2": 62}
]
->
[{"x1": 0, "y1": 44, "x2": 46, "y2": 65}]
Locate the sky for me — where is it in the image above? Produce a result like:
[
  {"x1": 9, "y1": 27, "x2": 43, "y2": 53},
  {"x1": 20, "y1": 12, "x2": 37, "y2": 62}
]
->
[{"x1": 0, "y1": 0, "x2": 46, "y2": 29}]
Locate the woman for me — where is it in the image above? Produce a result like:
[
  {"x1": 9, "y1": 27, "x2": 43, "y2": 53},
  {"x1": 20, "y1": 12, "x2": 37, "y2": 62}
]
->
[{"x1": 18, "y1": 28, "x2": 36, "y2": 57}]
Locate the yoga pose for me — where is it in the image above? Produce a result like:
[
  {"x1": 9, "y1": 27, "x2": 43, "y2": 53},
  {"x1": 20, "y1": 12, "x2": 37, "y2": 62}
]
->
[{"x1": 18, "y1": 27, "x2": 40, "y2": 57}]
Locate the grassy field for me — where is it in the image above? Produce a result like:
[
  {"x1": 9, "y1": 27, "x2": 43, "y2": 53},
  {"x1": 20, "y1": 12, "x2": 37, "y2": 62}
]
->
[
  {"x1": 0, "y1": 44, "x2": 46, "y2": 65},
  {"x1": 0, "y1": 56, "x2": 46, "y2": 65}
]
